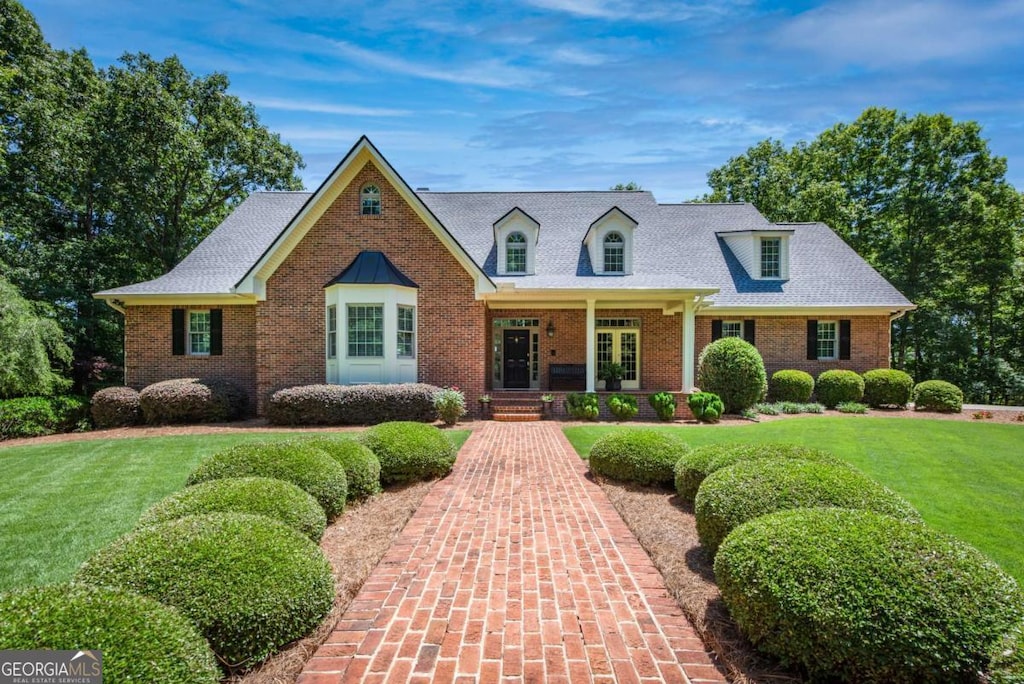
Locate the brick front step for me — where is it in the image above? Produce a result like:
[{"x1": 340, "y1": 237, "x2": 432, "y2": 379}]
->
[{"x1": 492, "y1": 412, "x2": 543, "y2": 422}]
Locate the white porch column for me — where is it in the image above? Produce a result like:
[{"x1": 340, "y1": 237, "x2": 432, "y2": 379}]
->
[
  {"x1": 682, "y1": 298, "x2": 696, "y2": 391},
  {"x1": 585, "y1": 299, "x2": 596, "y2": 392}
]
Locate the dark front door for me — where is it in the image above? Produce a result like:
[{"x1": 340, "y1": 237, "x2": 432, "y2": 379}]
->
[{"x1": 503, "y1": 329, "x2": 531, "y2": 389}]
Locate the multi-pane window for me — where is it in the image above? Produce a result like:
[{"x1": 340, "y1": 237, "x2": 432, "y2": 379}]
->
[
  {"x1": 361, "y1": 184, "x2": 381, "y2": 215},
  {"x1": 347, "y1": 305, "x2": 384, "y2": 357},
  {"x1": 188, "y1": 311, "x2": 211, "y2": 355},
  {"x1": 817, "y1": 321, "x2": 838, "y2": 360},
  {"x1": 326, "y1": 305, "x2": 337, "y2": 359},
  {"x1": 506, "y1": 232, "x2": 527, "y2": 273},
  {"x1": 761, "y1": 237, "x2": 781, "y2": 278},
  {"x1": 603, "y1": 232, "x2": 624, "y2": 273},
  {"x1": 722, "y1": 321, "x2": 743, "y2": 338},
  {"x1": 397, "y1": 305, "x2": 415, "y2": 358}
]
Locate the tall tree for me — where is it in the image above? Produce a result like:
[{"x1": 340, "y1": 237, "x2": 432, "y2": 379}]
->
[
  {"x1": 0, "y1": 273, "x2": 72, "y2": 398},
  {"x1": 701, "y1": 108, "x2": 1024, "y2": 399}
]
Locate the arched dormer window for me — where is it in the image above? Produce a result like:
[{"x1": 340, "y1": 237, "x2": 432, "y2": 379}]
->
[
  {"x1": 506, "y1": 232, "x2": 527, "y2": 273},
  {"x1": 603, "y1": 232, "x2": 625, "y2": 273},
  {"x1": 361, "y1": 184, "x2": 381, "y2": 215}
]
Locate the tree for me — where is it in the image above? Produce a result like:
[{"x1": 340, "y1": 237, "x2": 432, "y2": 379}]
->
[
  {"x1": 610, "y1": 182, "x2": 643, "y2": 191},
  {"x1": 0, "y1": 274, "x2": 72, "y2": 398},
  {"x1": 701, "y1": 108, "x2": 1024, "y2": 400}
]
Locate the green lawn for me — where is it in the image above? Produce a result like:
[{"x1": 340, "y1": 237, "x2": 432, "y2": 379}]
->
[
  {"x1": 565, "y1": 418, "x2": 1024, "y2": 582},
  {"x1": 0, "y1": 429, "x2": 471, "y2": 592}
]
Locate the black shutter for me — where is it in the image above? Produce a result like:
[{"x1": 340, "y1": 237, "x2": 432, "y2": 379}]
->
[
  {"x1": 711, "y1": 320, "x2": 723, "y2": 341},
  {"x1": 806, "y1": 319, "x2": 818, "y2": 360},
  {"x1": 172, "y1": 309, "x2": 186, "y2": 356},
  {"x1": 743, "y1": 319, "x2": 756, "y2": 346},
  {"x1": 210, "y1": 309, "x2": 223, "y2": 356},
  {"x1": 839, "y1": 319, "x2": 851, "y2": 360}
]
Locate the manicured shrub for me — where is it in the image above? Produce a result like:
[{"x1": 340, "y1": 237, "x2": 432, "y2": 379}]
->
[
  {"x1": 188, "y1": 440, "x2": 348, "y2": 518},
  {"x1": 0, "y1": 584, "x2": 219, "y2": 683},
  {"x1": 299, "y1": 436, "x2": 382, "y2": 501},
  {"x1": 674, "y1": 442, "x2": 839, "y2": 504},
  {"x1": 589, "y1": 429, "x2": 690, "y2": 486},
  {"x1": 0, "y1": 395, "x2": 90, "y2": 439},
  {"x1": 91, "y1": 385, "x2": 141, "y2": 428},
  {"x1": 815, "y1": 369, "x2": 865, "y2": 408},
  {"x1": 862, "y1": 368, "x2": 914, "y2": 408},
  {"x1": 361, "y1": 421, "x2": 456, "y2": 485},
  {"x1": 779, "y1": 401, "x2": 803, "y2": 414},
  {"x1": 434, "y1": 387, "x2": 467, "y2": 426},
  {"x1": 696, "y1": 338, "x2": 767, "y2": 413},
  {"x1": 564, "y1": 392, "x2": 599, "y2": 420},
  {"x1": 266, "y1": 383, "x2": 440, "y2": 425},
  {"x1": 914, "y1": 379, "x2": 964, "y2": 413},
  {"x1": 695, "y1": 458, "x2": 919, "y2": 554},
  {"x1": 605, "y1": 393, "x2": 639, "y2": 421},
  {"x1": 754, "y1": 402, "x2": 780, "y2": 415},
  {"x1": 647, "y1": 391, "x2": 677, "y2": 421},
  {"x1": 837, "y1": 401, "x2": 869, "y2": 414},
  {"x1": 139, "y1": 377, "x2": 247, "y2": 424},
  {"x1": 138, "y1": 477, "x2": 327, "y2": 541},
  {"x1": 76, "y1": 513, "x2": 334, "y2": 671},
  {"x1": 715, "y1": 508, "x2": 1024, "y2": 683},
  {"x1": 769, "y1": 369, "x2": 814, "y2": 402},
  {"x1": 688, "y1": 391, "x2": 724, "y2": 422},
  {"x1": 989, "y1": 621, "x2": 1024, "y2": 683},
  {"x1": 801, "y1": 402, "x2": 825, "y2": 414}
]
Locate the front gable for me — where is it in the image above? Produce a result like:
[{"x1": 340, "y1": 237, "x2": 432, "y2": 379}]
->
[{"x1": 235, "y1": 136, "x2": 494, "y2": 300}]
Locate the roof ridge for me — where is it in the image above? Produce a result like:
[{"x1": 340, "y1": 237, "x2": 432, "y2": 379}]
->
[{"x1": 418, "y1": 190, "x2": 652, "y2": 194}]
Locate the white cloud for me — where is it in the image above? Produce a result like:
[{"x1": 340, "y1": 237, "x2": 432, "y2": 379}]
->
[
  {"x1": 551, "y1": 46, "x2": 608, "y2": 66},
  {"x1": 778, "y1": 0, "x2": 1024, "y2": 67},
  {"x1": 248, "y1": 97, "x2": 410, "y2": 117}
]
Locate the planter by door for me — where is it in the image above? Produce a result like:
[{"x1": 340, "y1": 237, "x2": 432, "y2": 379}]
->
[{"x1": 606, "y1": 379, "x2": 622, "y2": 391}]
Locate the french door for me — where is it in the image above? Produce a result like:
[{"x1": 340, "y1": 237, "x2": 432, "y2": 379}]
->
[{"x1": 596, "y1": 329, "x2": 640, "y2": 390}]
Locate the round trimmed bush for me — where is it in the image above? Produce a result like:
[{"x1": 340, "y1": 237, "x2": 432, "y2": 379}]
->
[
  {"x1": 687, "y1": 391, "x2": 724, "y2": 423},
  {"x1": 715, "y1": 508, "x2": 1024, "y2": 683},
  {"x1": 0, "y1": 584, "x2": 219, "y2": 683},
  {"x1": 862, "y1": 368, "x2": 914, "y2": 408},
  {"x1": 674, "y1": 442, "x2": 839, "y2": 504},
  {"x1": 605, "y1": 393, "x2": 639, "y2": 421},
  {"x1": 815, "y1": 369, "x2": 865, "y2": 408},
  {"x1": 695, "y1": 458, "x2": 920, "y2": 554},
  {"x1": 589, "y1": 429, "x2": 690, "y2": 486},
  {"x1": 990, "y1": 621, "x2": 1024, "y2": 683},
  {"x1": 769, "y1": 369, "x2": 814, "y2": 402},
  {"x1": 90, "y1": 386, "x2": 141, "y2": 428},
  {"x1": 300, "y1": 436, "x2": 382, "y2": 501},
  {"x1": 139, "y1": 377, "x2": 248, "y2": 424},
  {"x1": 696, "y1": 338, "x2": 767, "y2": 413},
  {"x1": 360, "y1": 421, "x2": 456, "y2": 485},
  {"x1": 188, "y1": 440, "x2": 348, "y2": 517},
  {"x1": 914, "y1": 379, "x2": 963, "y2": 413},
  {"x1": 138, "y1": 477, "x2": 327, "y2": 541},
  {"x1": 76, "y1": 513, "x2": 334, "y2": 671}
]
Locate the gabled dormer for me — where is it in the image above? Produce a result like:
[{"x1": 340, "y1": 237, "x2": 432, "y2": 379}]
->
[
  {"x1": 717, "y1": 228, "x2": 794, "y2": 280},
  {"x1": 494, "y1": 207, "x2": 540, "y2": 275},
  {"x1": 583, "y1": 207, "x2": 637, "y2": 275}
]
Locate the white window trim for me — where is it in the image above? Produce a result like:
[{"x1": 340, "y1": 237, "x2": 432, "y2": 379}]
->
[
  {"x1": 721, "y1": 320, "x2": 744, "y2": 338},
  {"x1": 346, "y1": 303, "x2": 385, "y2": 359},
  {"x1": 397, "y1": 304, "x2": 416, "y2": 359},
  {"x1": 505, "y1": 232, "x2": 528, "y2": 274},
  {"x1": 187, "y1": 309, "x2": 211, "y2": 357},
  {"x1": 325, "y1": 285, "x2": 418, "y2": 385},
  {"x1": 361, "y1": 184, "x2": 381, "y2": 216},
  {"x1": 603, "y1": 232, "x2": 625, "y2": 273},
  {"x1": 760, "y1": 237, "x2": 782, "y2": 279},
  {"x1": 326, "y1": 305, "x2": 338, "y2": 359},
  {"x1": 817, "y1": 320, "x2": 838, "y2": 361},
  {"x1": 494, "y1": 209, "x2": 538, "y2": 275},
  {"x1": 585, "y1": 211, "x2": 635, "y2": 275}
]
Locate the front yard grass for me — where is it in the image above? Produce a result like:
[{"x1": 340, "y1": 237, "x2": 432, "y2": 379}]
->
[
  {"x1": 564, "y1": 417, "x2": 1024, "y2": 582},
  {"x1": 0, "y1": 429, "x2": 470, "y2": 592}
]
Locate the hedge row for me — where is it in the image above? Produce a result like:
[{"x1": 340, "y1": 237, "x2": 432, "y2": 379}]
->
[
  {"x1": 0, "y1": 395, "x2": 90, "y2": 439},
  {"x1": 267, "y1": 383, "x2": 440, "y2": 425}
]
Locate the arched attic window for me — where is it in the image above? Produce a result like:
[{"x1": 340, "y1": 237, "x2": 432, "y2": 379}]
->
[
  {"x1": 361, "y1": 184, "x2": 381, "y2": 215},
  {"x1": 506, "y1": 232, "x2": 527, "y2": 273},
  {"x1": 603, "y1": 232, "x2": 625, "y2": 273}
]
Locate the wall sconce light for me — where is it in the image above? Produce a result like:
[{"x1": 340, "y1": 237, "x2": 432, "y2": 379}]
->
[{"x1": 546, "y1": 320, "x2": 556, "y2": 338}]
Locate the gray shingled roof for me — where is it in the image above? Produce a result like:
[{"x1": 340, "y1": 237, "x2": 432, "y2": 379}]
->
[{"x1": 98, "y1": 189, "x2": 912, "y2": 309}]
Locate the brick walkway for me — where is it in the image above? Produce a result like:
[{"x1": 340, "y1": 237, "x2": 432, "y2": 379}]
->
[{"x1": 299, "y1": 422, "x2": 726, "y2": 683}]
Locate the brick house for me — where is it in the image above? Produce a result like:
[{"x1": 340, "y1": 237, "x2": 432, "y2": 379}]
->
[{"x1": 95, "y1": 137, "x2": 913, "y2": 416}]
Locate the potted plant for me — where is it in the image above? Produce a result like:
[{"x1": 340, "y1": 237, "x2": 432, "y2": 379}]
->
[
  {"x1": 540, "y1": 393, "x2": 555, "y2": 418},
  {"x1": 598, "y1": 362, "x2": 624, "y2": 392},
  {"x1": 478, "y1": 394, "x2": 492, "y2": 419}
]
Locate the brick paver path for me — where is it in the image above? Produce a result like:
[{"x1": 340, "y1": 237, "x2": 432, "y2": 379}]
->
[{"x1": 299, "y1": 422, "x2": 726, "y2": 683}]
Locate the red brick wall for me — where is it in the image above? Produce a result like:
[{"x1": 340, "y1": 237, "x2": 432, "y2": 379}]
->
[
  {"x1": 255, "y1": 163, "x2": 487, "y2": 412},
  {"x1": 486, "y1": 308, "x2": 683, "y2": 391},
  {"x1": 694, "y1": 315, "x2": 891, "y2": 381},
  {"x1": 123, "y1": 305, "x2": 258, "y2": 408}
]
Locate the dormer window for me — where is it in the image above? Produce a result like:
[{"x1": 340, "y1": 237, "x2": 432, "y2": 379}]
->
[
  {"x1": 361, "y1": 184, "x2": 381, "y2": 215},
  {"x1": 760, "y1": 237, "x2": 781, "y2": 278},
  {"x1": 604, "y1": 232, "x2": 625, "y2": 273},
  {"x1": 506, "y1": 232, "x2": 527, "y2": 273}
]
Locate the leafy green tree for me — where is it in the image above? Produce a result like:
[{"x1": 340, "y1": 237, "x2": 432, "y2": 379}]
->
[
  {"x1": 0, "y1": 273, "x2": 73, "y2": 398},
  {"x1": 610, "y1": 182, "x2": 643, "y2": 191},
  {"x1": 701, "y1": 108, "x2": 1024, "y2": 398}
]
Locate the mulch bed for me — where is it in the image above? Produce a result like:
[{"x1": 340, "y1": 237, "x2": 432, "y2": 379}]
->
[{"x1": 226, "y1": 480, "x2": 434, "y2": 684}]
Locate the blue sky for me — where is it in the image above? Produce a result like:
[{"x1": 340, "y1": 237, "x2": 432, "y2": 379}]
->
[{"x1": 23, "y1": 0, "x2": 1024, "y2": 201}]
